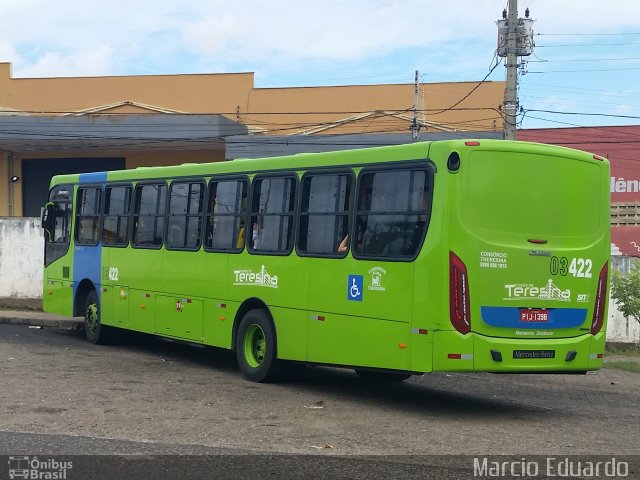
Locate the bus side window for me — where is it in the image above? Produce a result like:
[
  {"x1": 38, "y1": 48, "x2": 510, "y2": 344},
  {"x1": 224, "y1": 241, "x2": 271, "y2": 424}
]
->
[
  {"x1": 205, "y1": 178, "x2": 247, "y2": 252},
  {"x1": 249, "y1": 176, "x2": 296, "y2": 254},
  {"x1": 132, "y1": 183, "x2": 166, "y2": 249},
  {"x1": 75, "y1": 187, "x2": 102, "y2": 245},
  {"x1": 297, "y1": 172, "x2": 352, "y2": 256},
  {"x1": 166, "y1": 181, "x2": 204, "y2": 250},
  {"x1": 354, "y1": 167, "x2": 431, "y2": 259},
  {"x1": 102, "y1": 185, "x2": 132, "y2": 246}
]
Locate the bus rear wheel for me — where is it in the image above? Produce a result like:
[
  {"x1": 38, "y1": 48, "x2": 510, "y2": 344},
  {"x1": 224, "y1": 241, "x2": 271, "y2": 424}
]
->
[
  {"x1": 236, "y1": 309, "x2": 282, "y2": 382},
  {"x1": 83, "y1": 290, "x2": 110, "y2": 344},
  {"x1": 354, "y1": 369, "x2": 412, "y2": 382}
]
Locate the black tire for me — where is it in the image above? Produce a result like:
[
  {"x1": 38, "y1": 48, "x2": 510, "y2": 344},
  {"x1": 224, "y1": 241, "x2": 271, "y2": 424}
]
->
[
  {"x1": 83, "y1": 289, "x2": 109, "y2": 344},
  {"x1": 354, "y1": 369, "x2": 412, "y2": 382},
  {"x1": 236, "y1": 309, "x2": 282, "y2": 382}
]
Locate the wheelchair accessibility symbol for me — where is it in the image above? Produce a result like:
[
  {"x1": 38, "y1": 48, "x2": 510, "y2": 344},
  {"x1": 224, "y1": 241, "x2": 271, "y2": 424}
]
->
[{"x1": 347, "y1": 275, "x2": 363, "y2": 301}]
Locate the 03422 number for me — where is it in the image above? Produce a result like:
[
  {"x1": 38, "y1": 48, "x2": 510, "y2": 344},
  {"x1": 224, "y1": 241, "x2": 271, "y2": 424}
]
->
[{"x1": 550, "y1": 257, "x2": 592, "y2": 278}]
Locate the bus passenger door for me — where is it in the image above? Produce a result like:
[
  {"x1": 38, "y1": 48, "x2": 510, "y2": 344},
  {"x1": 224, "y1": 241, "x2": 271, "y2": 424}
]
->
[{"x1": 42, "y1": 185, "x2": 74, "y2": 316}]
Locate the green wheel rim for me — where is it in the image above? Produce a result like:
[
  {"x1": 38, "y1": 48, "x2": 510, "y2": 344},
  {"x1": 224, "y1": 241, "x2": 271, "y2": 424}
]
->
[
  {"x1": 86, "y1": 302, "x2": 99, "y2": 333},
  {"x1": 243, "y1": 324, "x2": 266, "y2": 368}
]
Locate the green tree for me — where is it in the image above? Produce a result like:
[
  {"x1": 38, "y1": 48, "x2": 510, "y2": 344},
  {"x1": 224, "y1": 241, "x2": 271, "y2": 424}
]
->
[{"x1": 610, "y1": 262, "x2": 640, "y2": 325}]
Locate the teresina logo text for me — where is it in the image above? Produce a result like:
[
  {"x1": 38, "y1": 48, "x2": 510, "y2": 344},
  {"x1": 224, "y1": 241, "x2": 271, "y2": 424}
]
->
[
  {"x1": 233, "y1": 265, "x2": 278, "y2": 288},
  {"x1": 504, "y1": 279, "x2": 570, "y2": 302}
]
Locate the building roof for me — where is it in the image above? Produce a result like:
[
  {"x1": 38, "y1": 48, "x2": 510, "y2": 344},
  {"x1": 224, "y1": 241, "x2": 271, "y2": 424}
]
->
[{"x1": 0, "y1": 114, "x2": 247, "y2": 152}]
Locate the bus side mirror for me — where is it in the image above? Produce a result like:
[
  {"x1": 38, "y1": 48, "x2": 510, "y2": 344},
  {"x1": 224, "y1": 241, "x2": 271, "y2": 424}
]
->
[{"x1": 41, "y1": 202, "x2": 55, "y2": 242}]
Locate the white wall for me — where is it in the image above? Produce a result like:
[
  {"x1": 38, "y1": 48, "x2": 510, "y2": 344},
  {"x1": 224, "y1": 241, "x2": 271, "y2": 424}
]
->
[
  {"x1": 607, "y1": 297, "x2": 640, "y2": 344},
  {"x1": 0, "y1": 217, "x2": 43, "y2": 298}
]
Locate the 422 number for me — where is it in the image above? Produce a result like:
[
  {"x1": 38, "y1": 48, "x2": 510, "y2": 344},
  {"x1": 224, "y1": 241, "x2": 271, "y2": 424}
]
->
[{"x1": 549, "y1": 257, "x2": 592, "y2": 278}]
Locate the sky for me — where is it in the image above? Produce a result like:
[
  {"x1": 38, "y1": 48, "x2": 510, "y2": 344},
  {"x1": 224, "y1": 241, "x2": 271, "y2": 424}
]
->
[{"x1": 0, "y1": 0, "x2": 639, "y2": 130}]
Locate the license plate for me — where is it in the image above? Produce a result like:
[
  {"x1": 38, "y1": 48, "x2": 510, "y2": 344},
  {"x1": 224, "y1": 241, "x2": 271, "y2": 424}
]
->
[
  {"x1": 520, "y1": 308, "x2": 548, "y2": 322},
  {"x1": 513, "y1": 350, "x2": 555, "y2": 359}
]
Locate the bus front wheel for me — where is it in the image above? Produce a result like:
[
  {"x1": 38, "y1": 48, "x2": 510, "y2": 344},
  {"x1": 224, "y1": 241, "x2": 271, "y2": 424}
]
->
[
  {"x1": 236, "y1": 309, "x2": 282, "y2": 382},
  {"x1": 83, "y1": 290, "x2": 109, "y2": 344}
]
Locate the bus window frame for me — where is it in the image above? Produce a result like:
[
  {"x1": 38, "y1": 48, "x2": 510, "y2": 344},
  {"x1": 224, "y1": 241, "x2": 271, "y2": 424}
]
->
[
  {"x1": 131, "y1": 180, "x2": 168, "y2": 250},
  {"x1": 74, "y1": 184, "x2": 103, "y2": 247},
  {"x1": 247, "y1": 171, "x2": 299, "y2": 257},
  {"x1": 351, "y1": 161, "x2": 434, "y2": 263},
  {"x1": 44, "y1": 184, "x2": 74, "y2": 267},
  {"x1": 296, "y1": 168, "x2": 355, "y2": 259},
  {"x1": 165, "y1": 177, "x2": 206, "y2": 252},
  {"x1": 204, "y1": 174, "x2": 249, "y2": 254},
  {"x1": 101, "y1": 182, "x2": 133, "y2": 248}
]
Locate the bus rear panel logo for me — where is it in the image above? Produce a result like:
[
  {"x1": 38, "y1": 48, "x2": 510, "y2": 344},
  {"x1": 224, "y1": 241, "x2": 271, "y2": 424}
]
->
[{"x1": 504, "y1": 279, "x2": 571, "y2": 302}]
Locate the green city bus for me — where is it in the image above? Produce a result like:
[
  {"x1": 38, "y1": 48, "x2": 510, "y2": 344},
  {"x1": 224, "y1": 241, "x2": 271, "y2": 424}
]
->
[{"x1": 41, "y1": 139, "x2": 610, "y2": 382}]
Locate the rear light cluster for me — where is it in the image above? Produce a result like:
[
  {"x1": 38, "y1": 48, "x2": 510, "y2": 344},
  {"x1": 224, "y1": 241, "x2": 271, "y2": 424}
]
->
[
  {"x1": 590, "y1": 262, "x2": 608, "y2": 335},
  {"x1": 449, "y1": 252, "x2": 471, "y2": 334}
]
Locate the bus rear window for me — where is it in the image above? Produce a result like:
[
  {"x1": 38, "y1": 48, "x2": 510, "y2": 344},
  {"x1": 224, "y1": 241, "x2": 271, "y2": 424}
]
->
[{"x1": 461, "y1": 151, "x2": 601, "y2": 237}]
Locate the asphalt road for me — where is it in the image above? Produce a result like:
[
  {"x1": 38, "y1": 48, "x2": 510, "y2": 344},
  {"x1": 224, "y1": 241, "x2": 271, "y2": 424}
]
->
[{"x1": 0, "y1": 324, "x2": 638, "y2": 478}]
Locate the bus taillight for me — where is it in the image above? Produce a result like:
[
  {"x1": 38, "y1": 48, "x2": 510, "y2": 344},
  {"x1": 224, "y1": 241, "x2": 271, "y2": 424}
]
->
[
  {"x1": 449, "y1": 251, "x2": 471, "y2": 334},
  {"x1": 590, "y1": 262, "x2": 608, "y2": 335}
]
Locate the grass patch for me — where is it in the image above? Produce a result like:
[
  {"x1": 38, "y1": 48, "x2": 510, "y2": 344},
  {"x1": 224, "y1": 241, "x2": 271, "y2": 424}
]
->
[
  {"x1": 603, "y1": 361, "x2": 640, "y2": 373},
  {"x1": 605, "y1": 343, "x2": 640, "y2": 357}
]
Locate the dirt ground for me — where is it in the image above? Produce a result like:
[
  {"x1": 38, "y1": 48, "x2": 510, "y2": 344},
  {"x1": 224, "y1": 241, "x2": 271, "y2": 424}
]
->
[{"x1": 0, "y1": 324, "x2": 638, "y2": 455}]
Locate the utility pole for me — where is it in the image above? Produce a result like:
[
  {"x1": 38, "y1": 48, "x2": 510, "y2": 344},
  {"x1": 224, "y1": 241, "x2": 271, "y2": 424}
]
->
[
  {"x1": 497, "y1": 0, "x2": 534, "y2": 141},
  {"x1": 411, "y1": 70, "x2": 420, "y2": 142},
  {"x1": 503, "y1": 0, "x2": 518, "y2": 141}
]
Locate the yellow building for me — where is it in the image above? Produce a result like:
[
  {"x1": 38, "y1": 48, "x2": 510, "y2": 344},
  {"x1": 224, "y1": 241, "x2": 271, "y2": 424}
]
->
[{"x1": 0, "y1": 62, "x2": 504, "y2": 216}]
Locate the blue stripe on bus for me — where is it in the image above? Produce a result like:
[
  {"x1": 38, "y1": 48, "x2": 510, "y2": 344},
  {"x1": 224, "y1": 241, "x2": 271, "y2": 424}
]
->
[
  {"x1": 480, "y1": 306, "x2": 588, "y2": 329},
  {"x1": 73, "y1": 172, "x2": 108, "y2": 305}
]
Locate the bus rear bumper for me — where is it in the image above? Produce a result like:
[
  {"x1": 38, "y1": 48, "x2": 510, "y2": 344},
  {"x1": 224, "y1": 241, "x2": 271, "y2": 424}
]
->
[{"x1": 432, "y1": 330, "x2": 606, "y2": 373}]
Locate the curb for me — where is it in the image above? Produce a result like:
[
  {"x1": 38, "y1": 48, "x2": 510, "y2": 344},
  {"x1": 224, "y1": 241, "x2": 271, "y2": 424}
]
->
[{"x1": 0, "y1": 311, "x2": 83, "y2": 329}]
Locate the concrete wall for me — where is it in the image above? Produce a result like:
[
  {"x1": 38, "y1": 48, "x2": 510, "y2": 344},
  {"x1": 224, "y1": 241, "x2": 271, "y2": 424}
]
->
[
  {"x1": 607, "y1": 298, "x2": 640, "y2": 344},
  {"x1": 1, "y1": 217, "x2": 639, "y2": 344},
  {"x1": 0, "y1": 217, "x2": 43, "y2": 298}
]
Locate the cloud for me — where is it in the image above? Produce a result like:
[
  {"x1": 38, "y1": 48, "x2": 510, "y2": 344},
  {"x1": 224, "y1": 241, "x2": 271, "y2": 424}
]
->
[
  {"x1": 16, "y1": 47, "x2": 114, "y2": 78},
  {"x1": 1, "y1": 0, "x2": 640, "y2": 80}
]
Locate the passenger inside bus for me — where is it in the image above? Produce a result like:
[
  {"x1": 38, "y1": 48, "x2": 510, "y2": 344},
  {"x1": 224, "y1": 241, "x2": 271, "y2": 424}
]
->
[{"x1": 252, "y1": 222, "x2": 263, "y2": 249}]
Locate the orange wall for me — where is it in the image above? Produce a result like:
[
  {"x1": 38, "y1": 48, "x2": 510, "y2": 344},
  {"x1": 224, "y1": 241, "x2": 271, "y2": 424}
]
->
[
  {"x1": 0, "y1": 63, "x2": 254, "y2": 115},
  {"x1": 0, "y1": 62, "x2": 504, "y2": 134},
  {"x1": 246, "y1": 82, "x2": 504, "y2": 134}
]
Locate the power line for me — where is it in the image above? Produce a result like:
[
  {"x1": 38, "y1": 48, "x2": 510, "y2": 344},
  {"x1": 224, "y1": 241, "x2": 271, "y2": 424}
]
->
[
  {"x1": 537, "y1": 42, "x2": 640, "y2": 47},
  {"x1": 527, "y1": 66, "x2": 640, "y2": 73},
  {"x1": 525, "y1": 109, "x2": 640, "y2": 120},
  {"x1": 528, "y1": 57, "x2": 640, "y2": 63},
  {"x1": 429, "y1": 58, "x2": 503, "y2": 116},
  {"x1": 520, "y1": 93, "x2": 640, "y2": 110},
  {"x1": 537, "y1": 32, "x2": 640, "y2": 36},
  {"x1": 520, "y1": 81, "x2": 640, "y2": 97}
]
